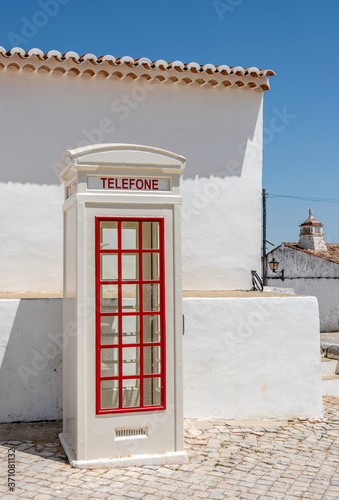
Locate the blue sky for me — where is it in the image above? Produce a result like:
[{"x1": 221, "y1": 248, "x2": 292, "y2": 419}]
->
[{"x1": 1, "y1": 0, "x2": 338, "y2": 246}]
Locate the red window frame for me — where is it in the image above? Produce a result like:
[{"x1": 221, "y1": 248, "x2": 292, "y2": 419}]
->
[{"x1": 95, "y1": 216, "x2": 166, "y2": 414}]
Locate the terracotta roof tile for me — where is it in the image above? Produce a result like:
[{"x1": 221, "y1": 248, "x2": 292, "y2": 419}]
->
[
  {"x1": 283, "y1": 243, "x2": 339, "y2": 266},
  {"x1": 0, "y1": 46, "x2": 275, "y2": 90}
]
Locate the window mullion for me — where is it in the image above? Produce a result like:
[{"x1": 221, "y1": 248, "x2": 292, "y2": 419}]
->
[
  {"x1": 118, "y1": 221, "x2": 123, "y2": 409},
  {"x1": 139, "y1": 220, "x2": 144, "y2": 407}
]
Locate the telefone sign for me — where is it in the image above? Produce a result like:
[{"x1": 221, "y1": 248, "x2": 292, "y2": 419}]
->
[{"x1": 87, "y1": 176, "x2": 170, "y2": 191}]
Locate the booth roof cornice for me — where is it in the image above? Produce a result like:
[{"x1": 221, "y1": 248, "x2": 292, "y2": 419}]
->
[
  {"x1": 0, "y1": 46, "x2": 275, "y2": 91},
  {"x1": 59, "y1": 144, "x2": 186, "y2": 182}
]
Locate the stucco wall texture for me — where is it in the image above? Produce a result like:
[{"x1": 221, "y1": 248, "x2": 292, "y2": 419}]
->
[
  {"x1": 0, "y1": 70, "x2": 263, "y2": 293},
  {"x1": 0, "y1": 296, "x2": 322, "y2": 422},
  {"x1": 267, "y1": 245, "x2": 339, "y2": 332}
]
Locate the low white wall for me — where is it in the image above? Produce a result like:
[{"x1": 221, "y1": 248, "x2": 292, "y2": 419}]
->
[
  {"x1": 183, "y1": 296, "x2": 322, "y2": 419},
  {"x1": 0, "y1": 296, "x2": 322, "y2": 422},
  {"x1": 267, "y1": 245, "x2": 339, "y2": 332},
  {"x1": 269, "y1": 277, "x2": 339, "y2": 332},
  {"x1": 0, "y1": 299, "x2": 62, "y2": 422}
]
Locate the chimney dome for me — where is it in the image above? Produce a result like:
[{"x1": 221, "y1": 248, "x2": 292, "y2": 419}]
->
[{"x1": 298, "y1": 209, "x2": 328, "y2": 253}]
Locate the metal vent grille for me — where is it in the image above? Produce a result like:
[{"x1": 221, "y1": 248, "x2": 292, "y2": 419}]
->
[{"x1": 115, "y1": 427, "x2": 147, "y2": 439}]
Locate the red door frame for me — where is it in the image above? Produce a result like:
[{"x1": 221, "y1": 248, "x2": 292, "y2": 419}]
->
[{"x1": 95, "y1": 216, "x2": 166, "y2": 414}]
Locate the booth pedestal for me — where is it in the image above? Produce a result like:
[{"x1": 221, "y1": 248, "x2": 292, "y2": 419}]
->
[{"x1": 59, "y1": 432, "x2": 188, "y2": 469}]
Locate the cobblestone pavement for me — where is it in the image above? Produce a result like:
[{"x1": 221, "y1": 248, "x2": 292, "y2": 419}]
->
[{"x1": 0, "y1": 397, "x2": 338, "y2": 500}]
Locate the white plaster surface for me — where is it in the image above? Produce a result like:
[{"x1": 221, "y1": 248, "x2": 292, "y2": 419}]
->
[
  {"x1": 183, "y1": 296, "x2": 322, "y2": 420},
  {"x1": 0, "y1": 298, "x2": 62, "y2": 422},
  {"x1": 0, "y1": 296, "x2": 322, "y2": 422},
  {"x1": 267, "y1": 245, "x2": 339, "y2": 332},
  {"x1": 0, "y1": 71, "x2": 263, "y2": 292},
  {"x1": 0, "y1": 183, "x2": 64, "y2": 293}
]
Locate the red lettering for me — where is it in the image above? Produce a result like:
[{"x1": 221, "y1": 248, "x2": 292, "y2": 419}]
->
[{"x1": 102, "y1": 177, "x2": 160, "y2": 190}]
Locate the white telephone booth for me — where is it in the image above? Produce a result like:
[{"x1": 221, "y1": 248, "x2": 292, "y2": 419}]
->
[{"x1": 58, "y1": 144, "x2": 187, "y2": 468}]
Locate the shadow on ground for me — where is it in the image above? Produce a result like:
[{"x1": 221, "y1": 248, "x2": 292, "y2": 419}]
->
[{"x1": 0, "y1": 420, "x2": 67, "y2": 464}]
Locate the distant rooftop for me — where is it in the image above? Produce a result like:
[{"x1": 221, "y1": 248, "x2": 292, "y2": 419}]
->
[{"x1": 281, "y1": 243, "x2": 339, "y2": 266}]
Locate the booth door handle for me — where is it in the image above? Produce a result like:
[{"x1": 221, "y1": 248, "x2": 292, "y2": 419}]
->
[{"x1": 182, "y1": 314, "x2": 185, "y2": 335}]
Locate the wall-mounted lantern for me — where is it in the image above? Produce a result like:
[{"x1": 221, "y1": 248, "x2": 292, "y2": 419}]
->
[{"x1": 269, "y1": 258, "x2": 284, "y2": 281}]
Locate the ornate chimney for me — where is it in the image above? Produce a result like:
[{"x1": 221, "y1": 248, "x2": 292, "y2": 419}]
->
[{"x1": 299, "y1": 208, "x2": 328, "y2": 253}]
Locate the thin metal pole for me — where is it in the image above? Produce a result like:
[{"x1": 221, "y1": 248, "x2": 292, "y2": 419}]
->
[{"x1": 262, "y1": 188, "x2": 267, "y2": 286}]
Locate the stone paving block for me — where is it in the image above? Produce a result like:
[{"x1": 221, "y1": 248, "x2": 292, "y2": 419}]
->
[
  {"x1": 50, "y1": 491, "x2": 72, "y2": 499},
  {"x1": 61, "y1": 495, "x2": 92, "y2": 500},
  {"x1": 19, "y1": 490, "x2": 37, "y2": 498},
  {"x1": 324, "y1": 491, "x2": 339, "y2": 498},
  {"x1": 123, "y1": 492, "x2": 144, "y2": 499}
]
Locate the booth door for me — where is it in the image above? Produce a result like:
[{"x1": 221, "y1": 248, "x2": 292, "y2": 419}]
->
[{"x1": 95, "y1": 217, "x2": 166, "y2": 414}]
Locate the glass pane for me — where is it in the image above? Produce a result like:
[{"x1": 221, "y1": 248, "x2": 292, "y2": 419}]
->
[
  {"x1": 142, "y1": 222, "x2": 159, "y2": 249},
  {"x1": 144, "y1": 378, "x2": 161, "y2": 406},
  {"x1": 122, "y1": 347, "x2": 140, "y2": 376},
  {"x1": 100, "y1": 285, "x2": 119, "y2": 312},
  {"x1": 100, "y1": 221, "x2": 118, "y2": 250},
  {"x1": 101, "y1": 380, "x2": 119, "y2": 409},
  {"x1": 142, "y1": 284, "x2": 160, "y2": 312},
  {"x1": 142, "y1": 253, "x2": 160, "y2": 281},
  {"x1": 122, "y1": 284, "x2": 139, "y2": 311},
  {"x1": 144, "y1": 346, "x2": 161, "y2": 375},
  {"x1": 122, "y1": 316, "x2": 140, "y2": 344},
  {"x1": 122, "y1": 254, "x2": 139, "y2": 280},
  {"x1": 121, "y1": 221, "x2": 139, "y2": 249},
  {"x1": 100, "y1": 316, "x2": 119, "y2": 345},
  {"x1": 143, "y1": 315, "x2": 160, "y2": 343},
  {"x1": 101, "y1": 254, "x2": 118, "y2": 281},
  {"x1": 101, "y1": 348, "x2": 119, "y2": 377},
  {"x1": 122, "y1": 379, "x2": 140, "y2": 408}
]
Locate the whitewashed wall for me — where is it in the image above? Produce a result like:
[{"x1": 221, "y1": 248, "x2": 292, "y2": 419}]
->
[
  {"x1": 0, "y1": 295, "x2": 322, "y2": 422},
  {"x1": 267, "y1": 245, "x2": 339, "y2": 332},
  {"x1": 183, "y1": 296, "x2": 322, "y2": 419},
  {"x1": 0, "y1": 298, "x2": 62, "y2": 422},
  {"x1": 0, "y1": 70, "x2": 263, "y2": 293}
]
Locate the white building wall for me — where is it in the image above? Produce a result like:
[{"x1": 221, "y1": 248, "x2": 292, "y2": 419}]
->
[
  {"x1": 267, "y1": 245, "x2": 339, "y2": 332},
  {"x1": 0, "y1": 70, "x2": 263, "y2": 293}
]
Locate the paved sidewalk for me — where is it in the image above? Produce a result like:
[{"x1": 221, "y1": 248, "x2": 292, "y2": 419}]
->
[{"x1": 0, "y1": 397, "x2": 338, "y2": 500}]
